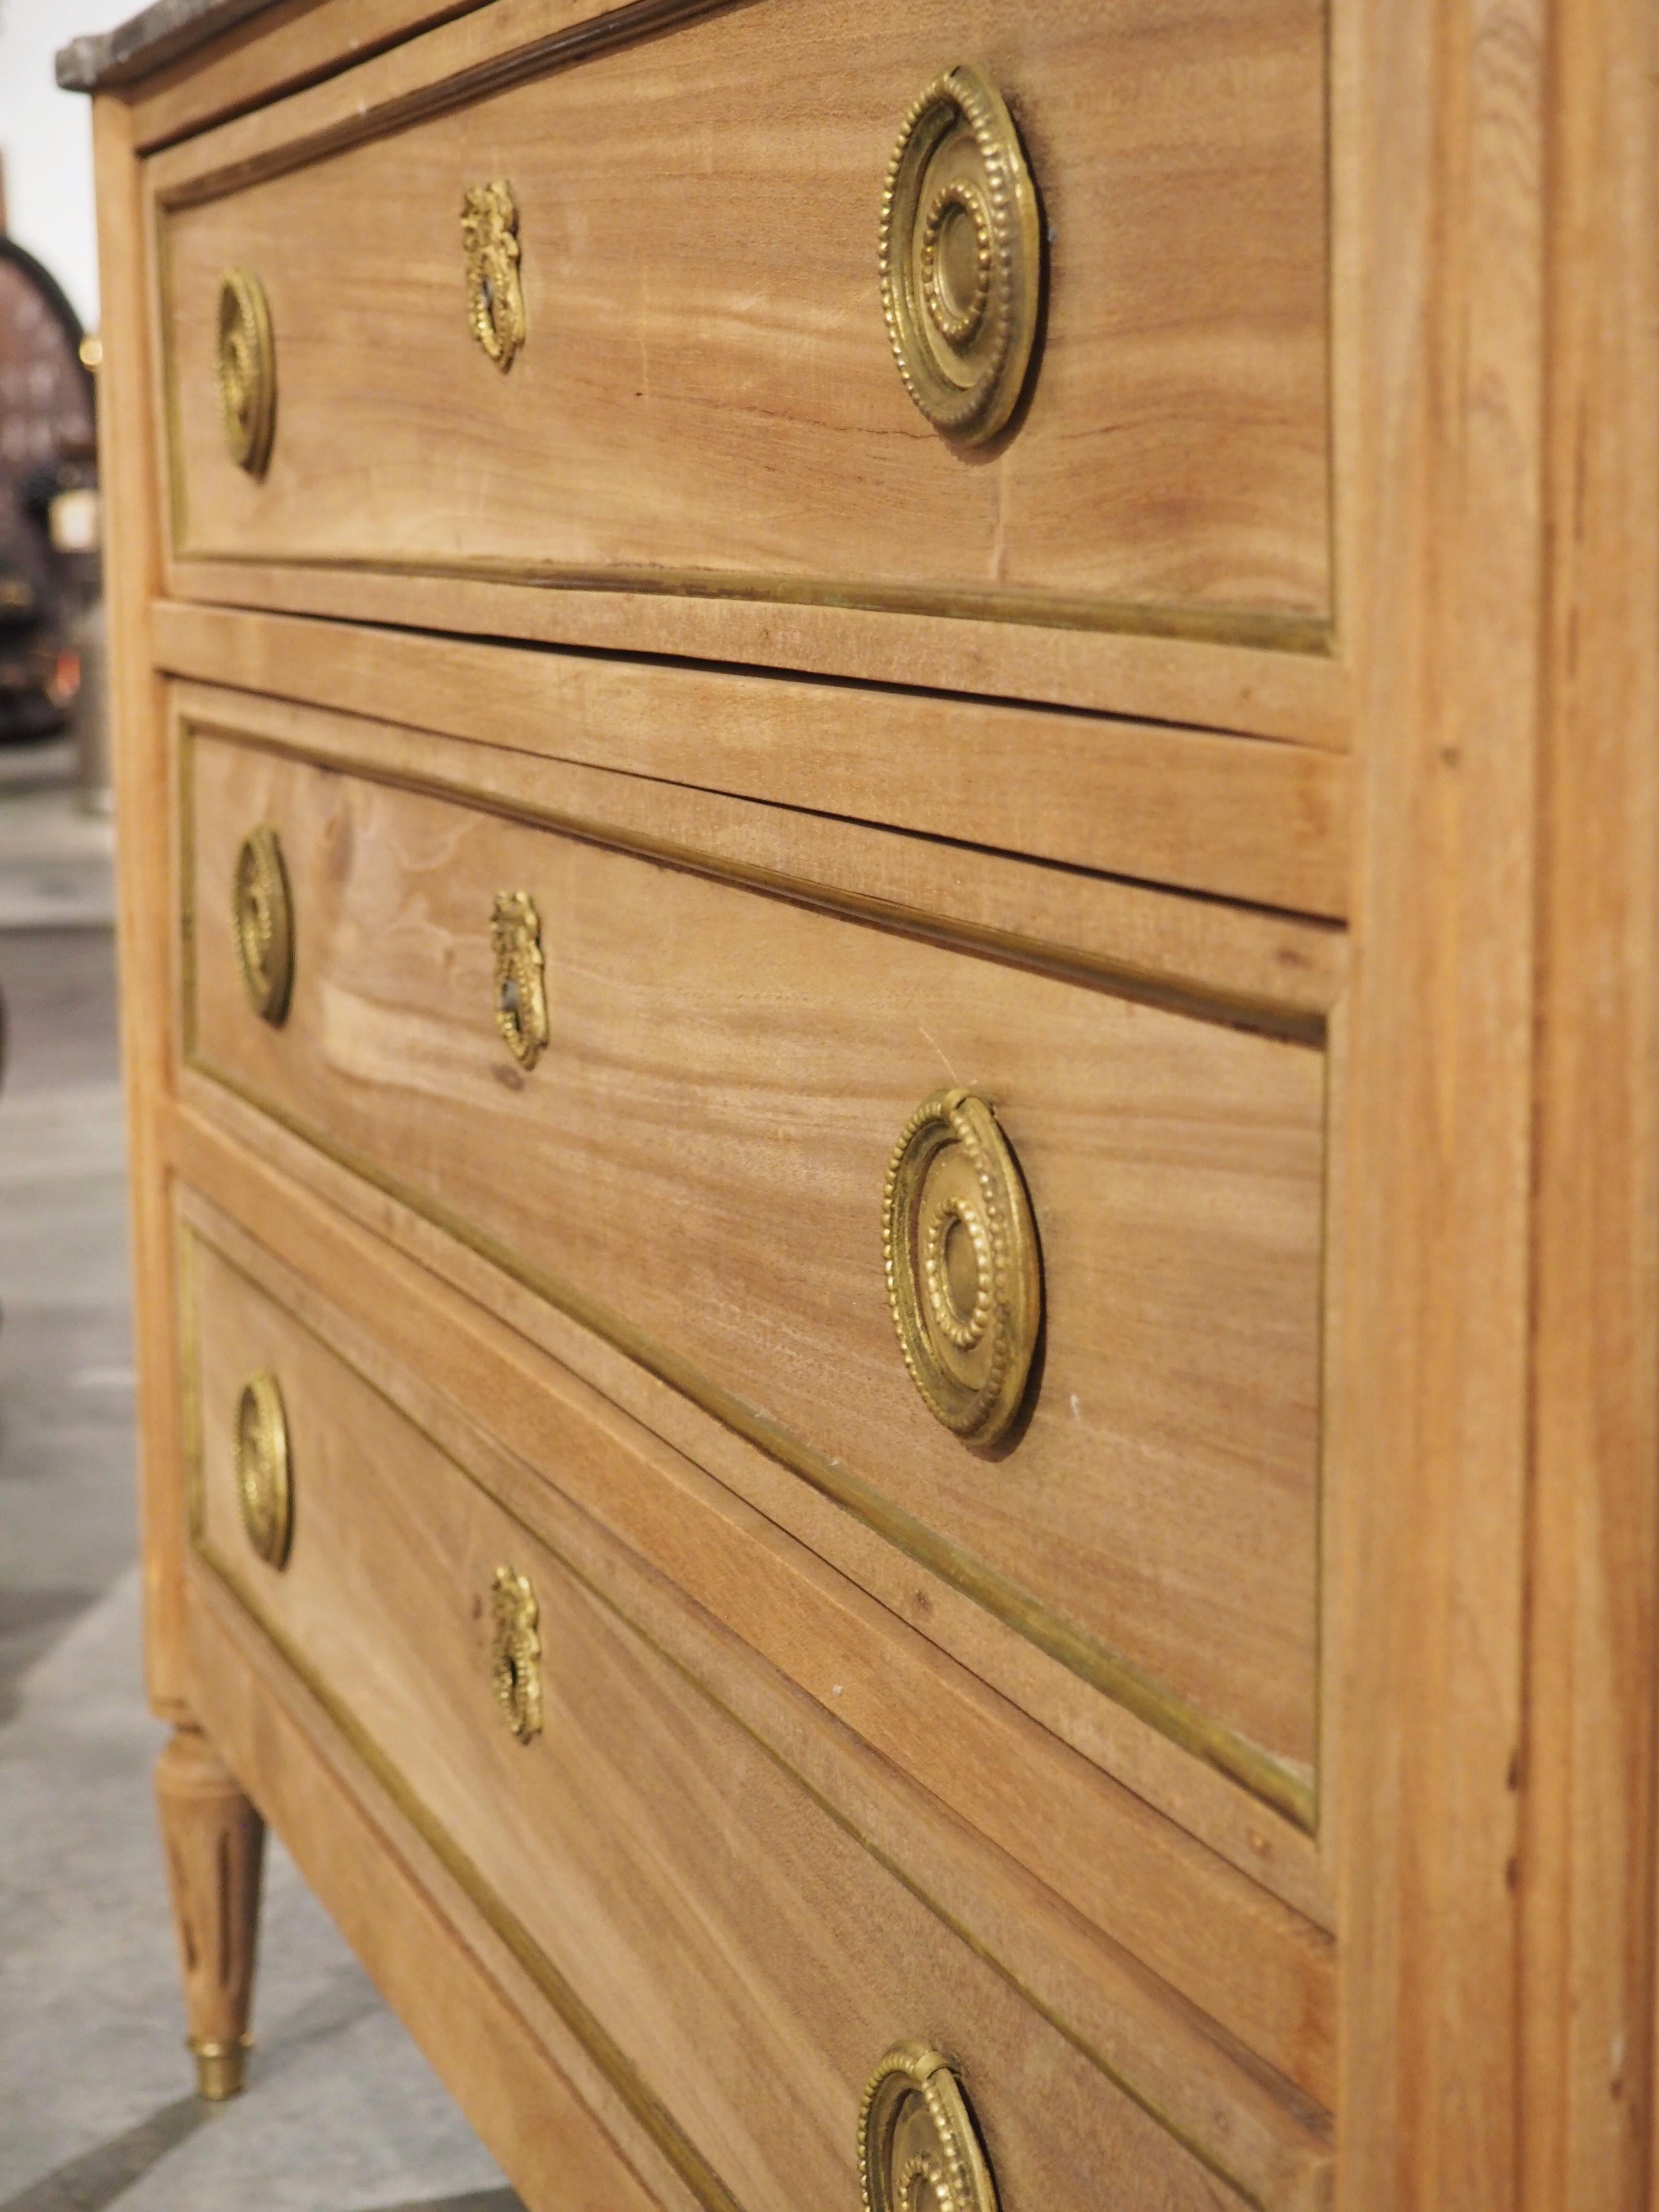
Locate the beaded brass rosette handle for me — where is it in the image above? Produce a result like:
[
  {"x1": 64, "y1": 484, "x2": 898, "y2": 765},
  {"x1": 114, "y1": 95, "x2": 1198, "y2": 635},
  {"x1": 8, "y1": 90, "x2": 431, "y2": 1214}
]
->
[
  {"x1": 216, "y1": 268, "x2": 276, "y2": 476},
  {"x1": 882, "y1": 1087, "x2": 1042, "y2": 1451},
  {"x1": 859, "y1": 2043, "x2": 999, "y2": 2212},
  {"x1": 878, "y1": 65, "x2": 1041, "y2": 445}
]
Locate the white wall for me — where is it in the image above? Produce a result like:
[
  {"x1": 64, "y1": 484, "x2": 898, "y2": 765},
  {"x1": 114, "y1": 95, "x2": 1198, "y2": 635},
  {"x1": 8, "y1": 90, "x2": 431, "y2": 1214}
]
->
[{"x1": 0, "y1": 0, "x2": 140, "y2": 332}]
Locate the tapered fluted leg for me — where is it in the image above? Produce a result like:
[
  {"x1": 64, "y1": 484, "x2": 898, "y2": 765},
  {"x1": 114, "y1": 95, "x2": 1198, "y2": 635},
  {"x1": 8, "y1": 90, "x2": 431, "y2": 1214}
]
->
[{"x1": 154, "y1": 1724, "x2": 265, "y2": 2100}]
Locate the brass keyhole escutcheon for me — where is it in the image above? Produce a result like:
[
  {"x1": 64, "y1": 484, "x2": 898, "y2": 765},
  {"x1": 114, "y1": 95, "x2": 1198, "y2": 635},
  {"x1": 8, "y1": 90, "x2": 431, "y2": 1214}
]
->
[
  {"x1": 234, "y1": 1371, "x2": 292, "y2": 1570},
  {"x1": 216, "y1": 268, "x2": 276, "y2": 477},
  {"x1": 490, "y1": 1566, "x2": 543, "y2": 1743},
  {"x1": 462, "y1": 181, "x2": 526, "y2": 370},
  {"x1": 879, "y1": 66, "x2": 1040, "y2": 445},
  {"x1": 490, "y1": 890, "x2": 550, "y2": 1070},
  {"x1": 231, "y1": 825, "x2": 294, "y2": 1027},
  {"x1": 883, "y1": 1089, "x2": 1041, "y2": 1451},
  {"x1": 860, "y1": 2043, "x2": 998, "y2": 2212}
]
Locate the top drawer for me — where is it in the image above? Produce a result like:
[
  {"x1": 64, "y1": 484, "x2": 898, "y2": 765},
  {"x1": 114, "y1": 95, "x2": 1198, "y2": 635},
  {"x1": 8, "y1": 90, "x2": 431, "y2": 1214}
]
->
[{"x1": 154, "y1": 0, "x2": 1330, "y2": 641}]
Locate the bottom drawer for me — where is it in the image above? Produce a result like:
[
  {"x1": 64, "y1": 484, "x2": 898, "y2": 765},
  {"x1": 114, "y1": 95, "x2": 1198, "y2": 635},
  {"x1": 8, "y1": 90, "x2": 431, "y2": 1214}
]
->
[{"x1": 184, "y1": 1210, "x2": 1256, "y2": 2212}]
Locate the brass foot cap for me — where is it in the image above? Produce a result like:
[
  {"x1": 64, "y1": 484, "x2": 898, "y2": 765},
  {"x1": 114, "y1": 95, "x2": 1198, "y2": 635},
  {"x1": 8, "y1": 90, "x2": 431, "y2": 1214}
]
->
[{"x1": 190, "y1": 2036, "x2": 250, "y2": 2101}]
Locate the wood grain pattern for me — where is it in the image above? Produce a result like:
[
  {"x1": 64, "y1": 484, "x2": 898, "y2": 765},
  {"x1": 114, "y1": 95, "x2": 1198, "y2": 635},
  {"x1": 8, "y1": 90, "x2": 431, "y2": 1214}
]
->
[
  {"x1": 153, "y1": 0, "x2": 1329, "y2": 637},
  {"x1": 185, "y1": 723, "x2": 1327, "y2": 1792},
  {"x1": 186, "y1": 1220, "x2": 1321, "y2": 2205},
  {"x1": 156, "y1": 606, "x2": 1352, "y2": 920},
  {"x1": 1521, "y1": 0, "x2": 1659, "y2": 2201},
  {"x1": 1329, "y1": 0, "x2": 1543, "y2": 2197}
]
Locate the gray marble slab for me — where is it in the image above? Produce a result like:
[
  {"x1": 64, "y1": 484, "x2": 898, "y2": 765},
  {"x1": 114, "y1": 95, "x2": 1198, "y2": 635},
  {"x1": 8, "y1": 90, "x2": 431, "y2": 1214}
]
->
[{"x1": 57, "y1": 0, "x2": 283, "y2": 93}]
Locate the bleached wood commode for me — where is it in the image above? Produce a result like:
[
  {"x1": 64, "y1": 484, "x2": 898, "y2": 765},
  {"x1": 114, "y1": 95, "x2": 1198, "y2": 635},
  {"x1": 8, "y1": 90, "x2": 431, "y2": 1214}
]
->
[{"x1": 62, "y1": 0, "x2": 1659, "y2": 2204}]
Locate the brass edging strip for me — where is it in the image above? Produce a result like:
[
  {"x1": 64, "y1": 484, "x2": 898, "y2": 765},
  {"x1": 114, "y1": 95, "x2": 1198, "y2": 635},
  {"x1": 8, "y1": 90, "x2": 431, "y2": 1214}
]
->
[
  {"x1": 180, "y1": 1226, "x2": 1325, "y2": 2198},
  {"x1": 179, "y1": 717, "x2": 1338, "y2": 1037},
  {"x1": 189, "y1": 1545, "x2": 743, "y2": 2212},
  {"x1": 166, "y1": 551, "x2": 1334, "y2": 661},
  {"x1": 180, "y1": 1054, "x2": 1318, "y2": 1833},
  {"x1": 178, "y1": 1215, "x2": 205, "y2": 1542}
]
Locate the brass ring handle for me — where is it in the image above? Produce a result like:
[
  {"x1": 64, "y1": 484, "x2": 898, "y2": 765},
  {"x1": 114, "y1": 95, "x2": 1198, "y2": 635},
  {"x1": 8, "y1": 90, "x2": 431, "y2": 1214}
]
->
[
  {"x1": 462, "y1": 181, "x2": 526, "y2": 370},
  {"x1": 882, "y1": 1089, "x2": 1041, "y2": 1451},
  {"x1": 234, "y1": 1371, "x2": 292, "y2": 1569},
  {"x1": 216, "y1": 268, "x2": 276, "y2": 477},
  {"x1": 490, "y1": 1566, "x2": 543, "y2": 1743},
  {"x1": 859, "y1": 2043, "x2": 998, "y2": 2212},
  {"x1": 231, "y1": 825, "x2": 293, "y2": 1027},
  {"x1": 491, "y1": 890, "x2": 550, "y2": 1069},
  {"x1": 878, "y1": 66, "x2": 1040, "y2": 445}
]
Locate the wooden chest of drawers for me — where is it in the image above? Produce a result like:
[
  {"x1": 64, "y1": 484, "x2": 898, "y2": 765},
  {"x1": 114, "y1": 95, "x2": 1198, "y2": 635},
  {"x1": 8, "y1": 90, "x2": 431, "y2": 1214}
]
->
[{"x1": 65, "y1": 0, "x2": 1659, "y2": 2205}]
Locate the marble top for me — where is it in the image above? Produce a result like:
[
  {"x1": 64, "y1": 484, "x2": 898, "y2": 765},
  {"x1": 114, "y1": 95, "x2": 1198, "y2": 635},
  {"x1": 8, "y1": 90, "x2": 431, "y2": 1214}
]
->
[{"x1": 57, "y1": 0, "x2": 283, "y2": 91}]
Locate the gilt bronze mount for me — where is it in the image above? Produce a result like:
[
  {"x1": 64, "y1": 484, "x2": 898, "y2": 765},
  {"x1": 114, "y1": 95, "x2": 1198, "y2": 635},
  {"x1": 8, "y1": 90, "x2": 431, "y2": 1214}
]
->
[
  {"x1": 215, "y1": 268, "x2": 276, "y2": 477},
  {"x1": 879, "y1": 66, "x2": 1040, "y2": 445},
  {"x1": 883, "y1": 1088, "x2": 1041, "y2": 1450}
]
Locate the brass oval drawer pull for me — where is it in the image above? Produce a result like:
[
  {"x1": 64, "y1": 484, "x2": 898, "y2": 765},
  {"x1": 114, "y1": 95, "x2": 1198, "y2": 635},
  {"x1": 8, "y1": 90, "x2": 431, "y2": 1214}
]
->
[
  {"x1": 883, "y1": 1088, "x2": 1041, "y2": 1451},
  {"x1": 462, "y1": 181, "x2": 527, "y2": 371},
  {"x1": 234, "y1": 1371, "x2": 292, "y2": 1570},
  {"x1": 490, "y1": 1566, "x2": 543, "y2": 1743},
  {"x1": 216, "y1": 268, "x2": 276, "y2": 477},
  {"x1": 491, "y1": 890, "x2": 550, "y2": 1069},
  {"x1": 879, "y1": 66, "x2": 1040, "y2": 446},
  {"x1": 231, "y1": 825, "x2": 294, "y2": 1026},
  {"x1": 860, "y1": 2043, "x2": 998, "y2": 2212}
]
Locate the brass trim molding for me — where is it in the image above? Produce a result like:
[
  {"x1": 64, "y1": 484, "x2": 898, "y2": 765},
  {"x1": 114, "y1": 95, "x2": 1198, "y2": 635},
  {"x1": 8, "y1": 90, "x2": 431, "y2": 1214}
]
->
[
  {"x1": 879, "y1": 67, "x2": 1040, "y2": 445},
  {"x1": 215, "y1": 267, "x2": 275, "y2": 478},
  {"x1": 860, "y1": 2044, "x2": 998, "y2": 2212},
  {"x1": 166, "y1": 548, "x2": 1334, "y2": 659}
]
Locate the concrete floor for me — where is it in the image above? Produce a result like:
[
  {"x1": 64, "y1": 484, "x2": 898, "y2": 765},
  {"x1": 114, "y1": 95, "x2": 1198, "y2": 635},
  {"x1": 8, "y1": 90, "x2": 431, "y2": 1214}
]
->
[{"x1": 0, "y1": 766, "x2": 522, "y2": 2211}]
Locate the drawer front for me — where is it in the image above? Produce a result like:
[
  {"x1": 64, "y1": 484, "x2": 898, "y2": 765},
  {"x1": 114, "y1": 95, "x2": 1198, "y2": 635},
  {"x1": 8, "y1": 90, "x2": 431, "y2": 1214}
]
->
[
  {"x1": 186, "y1": 1220, "x2": 1294, "y2": 2212},
  {"x1": 186, "y1": 721, "x2": 1327, "y2": 1817},
  {"x1": 157, "y1": 0, "x2": 1329, "y2": 638}
]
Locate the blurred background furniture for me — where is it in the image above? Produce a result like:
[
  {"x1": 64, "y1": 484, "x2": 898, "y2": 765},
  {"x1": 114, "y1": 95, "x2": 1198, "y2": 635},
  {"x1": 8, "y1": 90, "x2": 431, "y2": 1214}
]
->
[{"x1": 0, "y1": 168, "x2": 101, "y2": 784}]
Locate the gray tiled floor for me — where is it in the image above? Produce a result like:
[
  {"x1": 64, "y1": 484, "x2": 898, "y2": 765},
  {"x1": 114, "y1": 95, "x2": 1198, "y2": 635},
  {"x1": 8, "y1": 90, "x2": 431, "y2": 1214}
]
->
[{"x1": 0, "y1": 791, "x2": 522, "y2": 2211}]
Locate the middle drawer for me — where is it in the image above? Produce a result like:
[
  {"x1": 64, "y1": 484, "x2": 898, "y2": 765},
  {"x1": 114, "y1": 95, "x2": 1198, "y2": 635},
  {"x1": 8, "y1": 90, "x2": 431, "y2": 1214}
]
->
[{"x1": 184, "y1": 715, "x2": 1327, "y2": 1814}]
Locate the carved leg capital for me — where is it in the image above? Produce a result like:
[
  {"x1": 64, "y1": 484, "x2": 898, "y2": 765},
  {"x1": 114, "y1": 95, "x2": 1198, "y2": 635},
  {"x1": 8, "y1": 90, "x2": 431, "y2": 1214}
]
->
[{"x1": 155, "y1": 1724, "x2": 265, "y2": 2100}]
